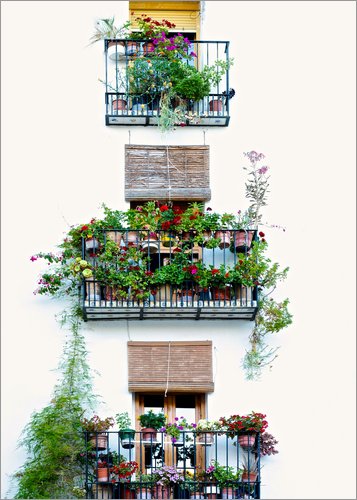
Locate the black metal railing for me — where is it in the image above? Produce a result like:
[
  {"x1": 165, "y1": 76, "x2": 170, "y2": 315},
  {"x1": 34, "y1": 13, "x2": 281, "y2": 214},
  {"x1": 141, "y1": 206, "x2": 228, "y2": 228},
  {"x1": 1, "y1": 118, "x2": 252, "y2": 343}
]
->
[
  {"x1": 85, "y1": 430, "x2": 261, "y2": 499},
  {"x1": 81, "y1": 229, "x2": 259, "y2": 320},
  {"x1": 104, "y1": 40, "x2": 232, "y2": 127}
]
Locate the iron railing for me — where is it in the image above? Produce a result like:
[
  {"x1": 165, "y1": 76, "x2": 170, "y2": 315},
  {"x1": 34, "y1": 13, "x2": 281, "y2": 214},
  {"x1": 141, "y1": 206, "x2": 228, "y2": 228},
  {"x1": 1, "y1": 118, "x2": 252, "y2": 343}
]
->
[
  {"x1": 104, "y1": 40, "x2": 232, "y2": 127},
  {"x1": 85, "y1": 430, "x2": 261, "y2": 499},
  {"x1": 81, "y1": 229, "x2": 259, "y2": 320}
]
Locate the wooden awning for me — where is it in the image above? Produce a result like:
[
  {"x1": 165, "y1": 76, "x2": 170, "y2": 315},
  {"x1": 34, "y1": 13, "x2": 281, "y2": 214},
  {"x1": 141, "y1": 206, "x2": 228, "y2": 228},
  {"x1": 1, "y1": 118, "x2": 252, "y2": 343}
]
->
[{"x1": 127, "y1": 341, "x2": 214, "y2": 393}]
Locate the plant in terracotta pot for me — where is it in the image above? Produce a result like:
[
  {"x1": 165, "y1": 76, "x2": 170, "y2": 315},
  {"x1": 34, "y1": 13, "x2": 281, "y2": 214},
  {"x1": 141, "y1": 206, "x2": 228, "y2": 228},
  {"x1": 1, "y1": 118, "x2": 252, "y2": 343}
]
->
[
  {"x1": 152, "y1": 464, "x2": 184, "y2": 500},
  {"x1": 241, "y1": 452, "x2": 259, "y2": 483},
  {"x1": 81, "y1": 415, "x2": 115, "y2": 450},
  {"x1": 138, "y1": 410, "x2": 166, "y2": 442},
  {"x1": 159, "y1": 416, "x2": 194, "y2": 445},
  {"x1": 211, "y1": 461, "x2": 242, "y2": 500},
  {"x1": 195, "y1": 419, "x2": 221, "y2": 445},
  {"x1": 219, "y1": 412, "x2": 268, "y2": 449},
  {"x1": 115, "y1": 412, "x2": 136, "y2": 449},
  {"x1": 97, "y1": 460, "x2": 111, "y2": 483},
  {"x1": 206, "y1": 265, "x2": 232, "y2": 301},
  {"x1": 135, "y1": 472, "x2": 158, "y2": 499}
]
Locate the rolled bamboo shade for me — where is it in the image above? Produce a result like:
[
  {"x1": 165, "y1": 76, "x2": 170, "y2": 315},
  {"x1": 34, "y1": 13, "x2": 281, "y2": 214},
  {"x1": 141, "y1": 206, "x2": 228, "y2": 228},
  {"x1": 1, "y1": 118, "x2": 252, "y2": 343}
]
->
[
  {"x1": 127, "y1": 341, "x2": 214, "y2": 393},
  {"x1": 125, "y1": 145, "x2": 211, "y2": 201}
]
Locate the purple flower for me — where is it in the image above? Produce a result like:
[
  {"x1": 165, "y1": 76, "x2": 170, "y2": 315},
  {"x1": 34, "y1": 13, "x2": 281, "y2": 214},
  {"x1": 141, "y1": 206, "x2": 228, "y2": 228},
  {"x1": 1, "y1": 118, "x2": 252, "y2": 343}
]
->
[
  {"x1": 175, "y1": 417, "x2": 179, "y2": 421},
  {"x1": 190, "y1": 51, "x2": 197, "y2": 57},
  {"x1": 183, "y1": 37, "x2": 190, "y2": 44},
  {"x1": 178, "y1": 425, "x2": 184, "y2": 430},
  {"x1": 166, "y1": 45, "x2": 177, "y2": 51},
  {"x1": 191, "y1": 423, "x2": 197, "y2": 428},
  {"x1": 257, "y1": 166, "x2": 269, "y2": 174},
  {"x1": 171, "y1": 437, "x2": 177, "y2": 443},
  {"x1": 30, "y1": 255, "x2": 38, "y2": 261}
]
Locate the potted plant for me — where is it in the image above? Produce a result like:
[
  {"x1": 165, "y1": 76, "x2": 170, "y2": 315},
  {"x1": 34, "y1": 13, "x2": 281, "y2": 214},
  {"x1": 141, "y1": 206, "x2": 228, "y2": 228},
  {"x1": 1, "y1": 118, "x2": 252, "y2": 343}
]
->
[
  {"x1": 241, "y1": 452, "x2": 259, "y2": 483},
  {"x1": 211, "y1": 462, "x2": 242, "y2": 500},
  {"x1": 159, "y1": 416, "x2": 193, "y2": 445},
  {"x1": 219, "y1": 412, "x2": 268, "y2": 448},
  {"x1": 152, "y1": 465, "x2": 184, "y2": 500},
  {"x1": 138, "y1": 410, "x2": 166, "y2": 441},
  {"x1": 198, "y1": 464, "x2": 219, "y2": 499},
  {"x1": 115, "y1": 412, "x2": 136, "y2": 449},
  {"x1": 195, "y1": 419, "x2": 221, "y2": 445},
  {"x1": 81, "y1": 415, "x2": 115, "y2": 450},
  {"x1": 89, "y1": 17, "x2": 132, "y2": 60},
  {"x1": 97, "y1": 460, "x2": 111, "y2": 483},
  {"x1": 135, "y1": 472, "x2": 158, "y2": 500},
  {"x1": 207, "y1": 265, "x2": 232, "y2": 301}
]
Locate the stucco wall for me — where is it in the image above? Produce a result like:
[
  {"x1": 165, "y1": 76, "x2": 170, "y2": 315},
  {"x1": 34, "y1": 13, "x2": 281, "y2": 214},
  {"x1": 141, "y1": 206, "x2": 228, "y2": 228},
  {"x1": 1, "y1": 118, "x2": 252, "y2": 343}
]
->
[{"x1": 2, "y1": 1, "x2": 356, "y2": 499}]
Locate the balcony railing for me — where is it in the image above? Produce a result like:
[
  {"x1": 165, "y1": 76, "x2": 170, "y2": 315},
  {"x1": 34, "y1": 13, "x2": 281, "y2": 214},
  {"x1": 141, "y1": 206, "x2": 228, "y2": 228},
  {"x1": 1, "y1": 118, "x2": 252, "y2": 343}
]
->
[
  {"x1": 104, "y1": 40, "x2": 232, "y2": 127},
  {"x1": 85, "y1": 430, "x2": 261, "y2": 499},
  {"x1": 81, "y1": 229, "x2": 259, "y2": 321}
]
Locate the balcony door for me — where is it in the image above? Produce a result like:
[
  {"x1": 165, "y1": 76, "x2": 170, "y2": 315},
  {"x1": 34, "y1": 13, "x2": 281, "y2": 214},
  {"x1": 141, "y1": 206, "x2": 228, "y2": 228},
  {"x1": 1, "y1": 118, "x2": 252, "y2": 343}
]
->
[{"x1": 135, "y1": 393, "x2": 206, "y2": 473}]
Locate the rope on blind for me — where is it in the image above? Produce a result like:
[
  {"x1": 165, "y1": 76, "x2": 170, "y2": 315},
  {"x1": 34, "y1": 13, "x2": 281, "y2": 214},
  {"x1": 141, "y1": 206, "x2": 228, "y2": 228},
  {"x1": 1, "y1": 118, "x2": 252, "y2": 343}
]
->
[{"x1": 164, "y1": 341, "x2": 172, "y2": 398}]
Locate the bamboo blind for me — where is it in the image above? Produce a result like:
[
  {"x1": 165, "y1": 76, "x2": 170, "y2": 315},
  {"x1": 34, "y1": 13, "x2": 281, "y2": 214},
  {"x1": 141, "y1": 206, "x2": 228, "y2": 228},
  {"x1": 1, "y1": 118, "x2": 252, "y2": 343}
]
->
[
  {"x1": 125, "y1": 145, "x2": 211, "y2": 201},
  {"x1": 127, "y1": 341, "x2": 214, "y2": 393}
]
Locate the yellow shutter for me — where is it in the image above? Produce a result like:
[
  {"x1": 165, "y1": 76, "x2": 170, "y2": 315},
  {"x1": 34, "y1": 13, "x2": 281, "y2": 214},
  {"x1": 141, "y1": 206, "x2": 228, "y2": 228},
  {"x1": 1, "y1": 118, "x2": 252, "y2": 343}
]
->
[{"x1": 129, "y1": 1, "x2": 200, "y2": 34}]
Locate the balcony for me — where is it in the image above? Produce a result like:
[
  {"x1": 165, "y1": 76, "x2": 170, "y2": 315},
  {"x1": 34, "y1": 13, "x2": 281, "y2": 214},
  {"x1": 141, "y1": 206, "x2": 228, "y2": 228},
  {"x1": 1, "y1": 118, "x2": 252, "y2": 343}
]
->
[
  {"x1": 81, "y1": 229, "x2": 259, "y2": 321},
  {"x1": 104, "y1": 40, "x2": 233, "y2": 128},
  {"x1": 85, "y1": 430, "x2": 261, "y2": 499}
]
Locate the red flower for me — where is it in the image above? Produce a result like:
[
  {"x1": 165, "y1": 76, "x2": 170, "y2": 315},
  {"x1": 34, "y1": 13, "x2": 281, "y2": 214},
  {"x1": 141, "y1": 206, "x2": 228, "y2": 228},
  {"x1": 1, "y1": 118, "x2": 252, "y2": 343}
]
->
[
  {"x1": 211, "y1": 269, "x2": 219, "y2": 275},
  {"x1": 160, "y1": 205, "x2": 169, "y2": 212},
  {"x1": 172, "y1": 216, "x2": 182, "y2": 225},
  {"x1": 81, "y1": 225, "x2": 89, "y2": 232},
  {"x1": 259, "y1": 231, "x2": 265, "y2": 237}
]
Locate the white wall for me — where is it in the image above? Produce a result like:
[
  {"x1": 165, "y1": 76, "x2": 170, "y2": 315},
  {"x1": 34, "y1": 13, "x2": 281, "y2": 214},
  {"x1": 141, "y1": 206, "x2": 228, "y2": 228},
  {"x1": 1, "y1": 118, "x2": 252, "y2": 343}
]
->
[{"x1": 1, "y1": 1, "x2": 356, "y2": 499}]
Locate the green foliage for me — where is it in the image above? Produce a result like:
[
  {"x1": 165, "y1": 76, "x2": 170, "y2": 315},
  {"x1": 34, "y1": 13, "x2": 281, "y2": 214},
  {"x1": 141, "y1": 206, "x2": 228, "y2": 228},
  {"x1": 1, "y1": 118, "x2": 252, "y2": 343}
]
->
[
  {"x1": 243, "y1": 297, "x2": 293, "y2": 380},
  {"x1": 115, "y1": 412, "x2": 133, "y2": 430},
  {"x1": 138, "y1": 410, "x2": 166, "y2": 430},
  {"x1": 211, "y1": 462, "x2": 242, "y2": 487},
  {"x1": 14, "y1": 308, "x2": 96, "y2": 499}
]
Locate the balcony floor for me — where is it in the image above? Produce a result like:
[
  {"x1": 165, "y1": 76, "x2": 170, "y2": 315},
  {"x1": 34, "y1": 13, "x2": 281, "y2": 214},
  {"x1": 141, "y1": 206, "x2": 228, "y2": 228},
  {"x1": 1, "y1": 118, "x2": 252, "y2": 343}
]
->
[{"x1": 83, "y1": 300, "x2": 258, "y2": 321}]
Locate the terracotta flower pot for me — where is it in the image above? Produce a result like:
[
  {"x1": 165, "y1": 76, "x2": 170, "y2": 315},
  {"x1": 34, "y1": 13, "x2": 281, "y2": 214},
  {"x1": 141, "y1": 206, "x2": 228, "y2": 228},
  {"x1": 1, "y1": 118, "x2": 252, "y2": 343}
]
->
[
  {"x1": 197, "y1": 432, "x2": 214, "y2": 445},
  {"x1": 113, "y1": 99, "x2": 127, "y2": 112},
  {"x1": 154, "y1": 485, "x2": 172, "y2": 499},
  {"x1": 142, "y1": 41, "x2": 155, "y2": 55},
  {"x1": 126, "y1": 40, "x2": 139, "y2": 55},
  {"x1": 92, "y1": 484, "x2": 113, "y2": 499},
  {"x1": 123, "y1": 231, "x2": 139, "y2": 247},
  {"x1": 215, "y1": 230, "x2": 231, "y2": 249},
  {"x1": 209, "y1": 99, "x2": 223, "y2": 112},
  {"x1": 85, "y1": 278, "x2": 101, "y2": 302},
  {"x1": 90, "y1": 432, "x2": 108, "y2": 450},
  {"x1": 141, "y1": 427, "x2": 157, "y2": 441},
  {"x1": 211, "y1": 287, "x2": 231, "y2": 301},
  {"x1": 136, "y1": 488, "x2": 152, "y2": 499},
  {"x1": 238, "y1": 433, "x2": 256, "y2": 448},
  {"x1": 233, "y1": 286, "x2": 253, "y2": 305},
  {"x1": 221, "y1": 487, "x2": 235, "y2": 499},
  {"x1": 97, "y1": 467, "x2": 110, "y2": 482},
  {"x1": 106, "y1": 231, "x2": 122, "y2": 246},
  {"x1": 242, "y1": 471, "x2": 258, "y2": 483},
  {"x1": 231, "y1": 230, "x2": 254, "y2": 253}
]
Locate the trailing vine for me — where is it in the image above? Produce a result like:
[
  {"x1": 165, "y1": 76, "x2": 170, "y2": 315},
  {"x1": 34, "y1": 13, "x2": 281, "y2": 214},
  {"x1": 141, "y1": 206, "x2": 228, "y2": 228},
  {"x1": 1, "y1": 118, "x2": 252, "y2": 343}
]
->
[
  {"x1": 13, "y1": 303, "x2": 96, "y2": 499},
  {"x1": 241, "y1": 151, "x2": 293, "y2": 379}
]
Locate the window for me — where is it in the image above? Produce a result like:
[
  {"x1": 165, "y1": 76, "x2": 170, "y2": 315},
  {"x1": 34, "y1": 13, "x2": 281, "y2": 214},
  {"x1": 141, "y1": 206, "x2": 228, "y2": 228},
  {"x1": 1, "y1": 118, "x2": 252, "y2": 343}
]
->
[{"x1": 135, "y1": 393, "x2": 207, "y2": 472}]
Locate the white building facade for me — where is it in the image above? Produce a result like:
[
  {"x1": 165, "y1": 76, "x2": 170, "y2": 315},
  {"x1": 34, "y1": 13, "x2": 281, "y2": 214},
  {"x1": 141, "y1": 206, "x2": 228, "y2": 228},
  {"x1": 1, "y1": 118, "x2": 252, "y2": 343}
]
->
[{"x1": 2, "y1": 1, "x2": 356, "y2": 499}]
